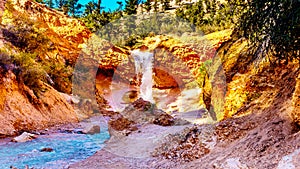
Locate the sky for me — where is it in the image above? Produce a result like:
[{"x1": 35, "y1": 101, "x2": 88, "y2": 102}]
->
[{"x1": 78, "y1": 0, "x2": 126, "y2": 12}]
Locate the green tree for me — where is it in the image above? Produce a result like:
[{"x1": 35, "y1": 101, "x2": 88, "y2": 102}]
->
[
  {"x1": 175, "y1": 8, "x2": 185, "y2": 19},
  {"x1": 84, "y1": 1, "x2": 96, "y2": 15},
  {"x1": 176, "y1": 1, "x2": 204, "y2": 27},
  {"x1": 124, "y1": 0, "x2": 141, "y2": 15},
  {"x1": 161, "y1": 0, "x2": 170, "y2": 11},
  {"x1": 45, "y1": 0, "x2": 54, "y2": 8},
  {"x1": 82, "y1": 11, "x2": 112, "y2": 32},
  {"x1": 116, "y1": 1, "x2": 123, "y2": 11},
  {"x1": 153, "y1": 0, "x2": 159, "y2": 12},
  {"x1": 55, "y1": 0, "x2": 68, "y2": 13},
  {"x1": 237, "y1": 0, "x2": 300, "y2": 62},
  {"x1": 96, "y1": 0, "x2": 102, "y2": 13},
  {"x1": 67, "y1": 0, "x2": 82, "y2": 17},
  {"x1": 143, "y1": 0, "x2": 151, "y2": 13}
]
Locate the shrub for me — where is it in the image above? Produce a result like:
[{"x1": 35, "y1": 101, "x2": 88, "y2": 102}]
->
[
  {"x1": 3, "y1": 1, "x2": 50, "y2": 53},
  {"x1": 237, "y1": 0, "x2": 300, "y2": 62},
  {"x1": 12, "y1": 52, "x2": 47, "y2": 95}
]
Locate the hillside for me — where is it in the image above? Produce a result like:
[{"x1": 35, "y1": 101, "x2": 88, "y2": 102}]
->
[{"x1": 0, "y1": 0, "x2": 91, "y2": 136}]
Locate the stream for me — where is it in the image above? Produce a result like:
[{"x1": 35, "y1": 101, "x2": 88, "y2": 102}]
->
[{"x1": 0, "y1": 120, "x2": 110, "y2": 169}]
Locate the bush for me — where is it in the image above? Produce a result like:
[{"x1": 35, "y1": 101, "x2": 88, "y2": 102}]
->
[
  {"x1": 237, "y1": 0, "x2": 300, "y2": 62},
  {"x1": 0, "y1": 50, "x2": 47, "y2": 96},
  {"x1": 12, "y1": 52, "x2": 47, "y2": 95},
  {"x1": 3, "y1": 1, "x2": 50, "y2": 53}
]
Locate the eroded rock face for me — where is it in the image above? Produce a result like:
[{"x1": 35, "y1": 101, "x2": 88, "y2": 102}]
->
[
  {"x1": 7, "y1": 0, "x2": 91, "y2": 64},
  {"x1": 0, "y1": 71, "x2": 78, "y2": 136},
  {"x1": 1, "y1": 0, "x2": 91, "y2": 94},
  {"x1": 291, "y1": 73, "x2": 300, "y2": 126}
]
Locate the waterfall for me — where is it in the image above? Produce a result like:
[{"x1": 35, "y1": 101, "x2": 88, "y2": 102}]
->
[{"x1": 131, "y1": 49, "x2": 154, "y2": 103}]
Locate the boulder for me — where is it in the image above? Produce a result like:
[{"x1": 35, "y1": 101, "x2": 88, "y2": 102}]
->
[
  {"x1": 40, "y1": 147, "x2": 54, "y2": 152},
  {"x1": 108, "y1": 116, "x2": 136, "y2": 131},
  {"x1": 153, "y1": 113, "x2": 175, "y2": 126},
  {"x1": 12, "y1": 132, "x2": 37, "y2": 142},
  {"x1": 82, "y1": 124, "x2": 100, "y2": 135}
]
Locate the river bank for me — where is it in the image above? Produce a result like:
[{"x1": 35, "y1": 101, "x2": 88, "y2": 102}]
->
[{"x1": 69, "y1": 107, "x2": 300, "y2": 169}]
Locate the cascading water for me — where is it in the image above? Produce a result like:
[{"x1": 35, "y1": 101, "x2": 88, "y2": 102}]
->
[{"x1": 131, "y1": 49, "x2": 154, "y2": 103}]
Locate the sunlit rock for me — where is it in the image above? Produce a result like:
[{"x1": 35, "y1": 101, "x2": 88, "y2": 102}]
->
[
  {"x1": 82, "y1": 124, "x2": 100, "y2": 135},
  {"x1": 12, "y1": 132, "x2": 37, "y2": 142},
  {"x1": 291, "y1": 73, "x2": 300, "y2": 126}
]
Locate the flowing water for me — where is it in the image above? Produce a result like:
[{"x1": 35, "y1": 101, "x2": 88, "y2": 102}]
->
[
  {"x1": 131, "y1": 49, "x2": 154, "y2": 103},
  {"x1": 0, "y1": 121, "x2": 110, "y2": 169}
]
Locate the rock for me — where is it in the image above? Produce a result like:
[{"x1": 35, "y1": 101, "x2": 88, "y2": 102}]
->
[
  {"x1": 153, "y1": 113, "x2": 174, "y2": 126},
  {"x1": 71, "y1": 95, "x2": 80, "y2": 104},
  {"x1": 12, "y1": 132, "x2": 37, "y2": 142},
  {"x1": 291, "y1": 73, "x2": 300, "y2": 126},
  {"x1": 108, "y1": 116, "x2": 135, "y2": 131},
  {"x1": 218, "y1": 158, "x2": 248, "y2": 169},
  {"x1": 40, "y1": 147, "x2": 54, "y2": 152},
  {"x1": 131, "y1": 98, "x2": 153, "y2": 111},
  {"x1": 277, "y1": 149, "x2": 300, "y2": 169},
  {"x1": 82, "y1": 124, "x2": 100, "y2": 135}
]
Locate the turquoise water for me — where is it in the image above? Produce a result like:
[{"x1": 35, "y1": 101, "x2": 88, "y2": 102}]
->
[{"x1": 0, "y1": 128, "x2": 110, "y2": 169}]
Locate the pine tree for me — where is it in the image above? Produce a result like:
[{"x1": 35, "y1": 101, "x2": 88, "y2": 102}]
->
[
  {"x1": 237, "y1": 0, "x2": 300, "y2": 62},
  {"x1": 67, "y1": 0, "x2": 82, "y2": 17},
  {"x1": 143, "y1": 0, "x2": 151, "y2": 13},
  {"x1": 116, "y1": 1, "x2": 123, "y2": 11},
  {"x1": 96, "y1": 0, "x2": 101, "y2": 13},
  {"x1": 55, "y1": 0, "x2": 67, "y2": 11},
  {"x1": 124, "y1": 0, "x2": 141, "y2": 15},
  {"x1": 161, "y1": 0, "x2": 170, "y2": 11},
  {"x1": 84, "y1": 1, "x2": 96, "y2": 16},
  {"x1": 153, "y1": 0, "x2": 159, "y2": 12},
  {"x1": 46, "y1": 0, "x2": 54, "y2": 8}
]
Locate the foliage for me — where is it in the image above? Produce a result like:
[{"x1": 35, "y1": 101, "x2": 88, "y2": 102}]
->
[
  {"x1": 143, "y1": 0, "x2": 152, "y2": 13},
  {"x1": 67, "y1": 0, "x2": 82, "y2": 17},
  {"x1": 237, "y1": 0, "x2": 300, "y2": 62},
  {"x1": 55, "y1": 0, "x2": 68, "y2": 14},
  {"x1": 81, "y1": 11, "x2": 122, "y2": 32},
  {"x1": 45, "y1": 0, "x2": 55, "y2": 8},
  {"x1": 84, "y1": 1, "x2": 97, "y2": 15},
  {"x1": 175, "y1": 0, "x2": 246, "y2": 34},
  {"x1": 34, "y1": 0, "x2": 45, "y2": 3},
  {"x1": 97, "y1": 14, "x2": 195, "y2": 47},
  {"x1": 116, "y1": 1, "x2": 124, "y2": 11},
  {"x1": 96, "y1": 0, "x2": 102, "y2": 13},
  {"x1": 153, "y1": 0, "x2": 159, "y2": 12},
  {"x1": 81, "y1": 0, "x2": 124, "y2": 32},
  {"x1": 124, "y1": 0, "x2": 141, "y2": 15},
  {"x1": 161, "y1": 0, "x2": 170, "y2": 11},
  {"x1": 1, "y1": 2, "x2": 73, "y2": 95},
  {"x1": 43, "y1": 59, "x2": 73, "y2": 93},
  {"x1": 0, "y1": 50, "x2": 47, "y2": 96},
  {"x1": 3, "y1": 2, "x2": 50, "y2": 54}
]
